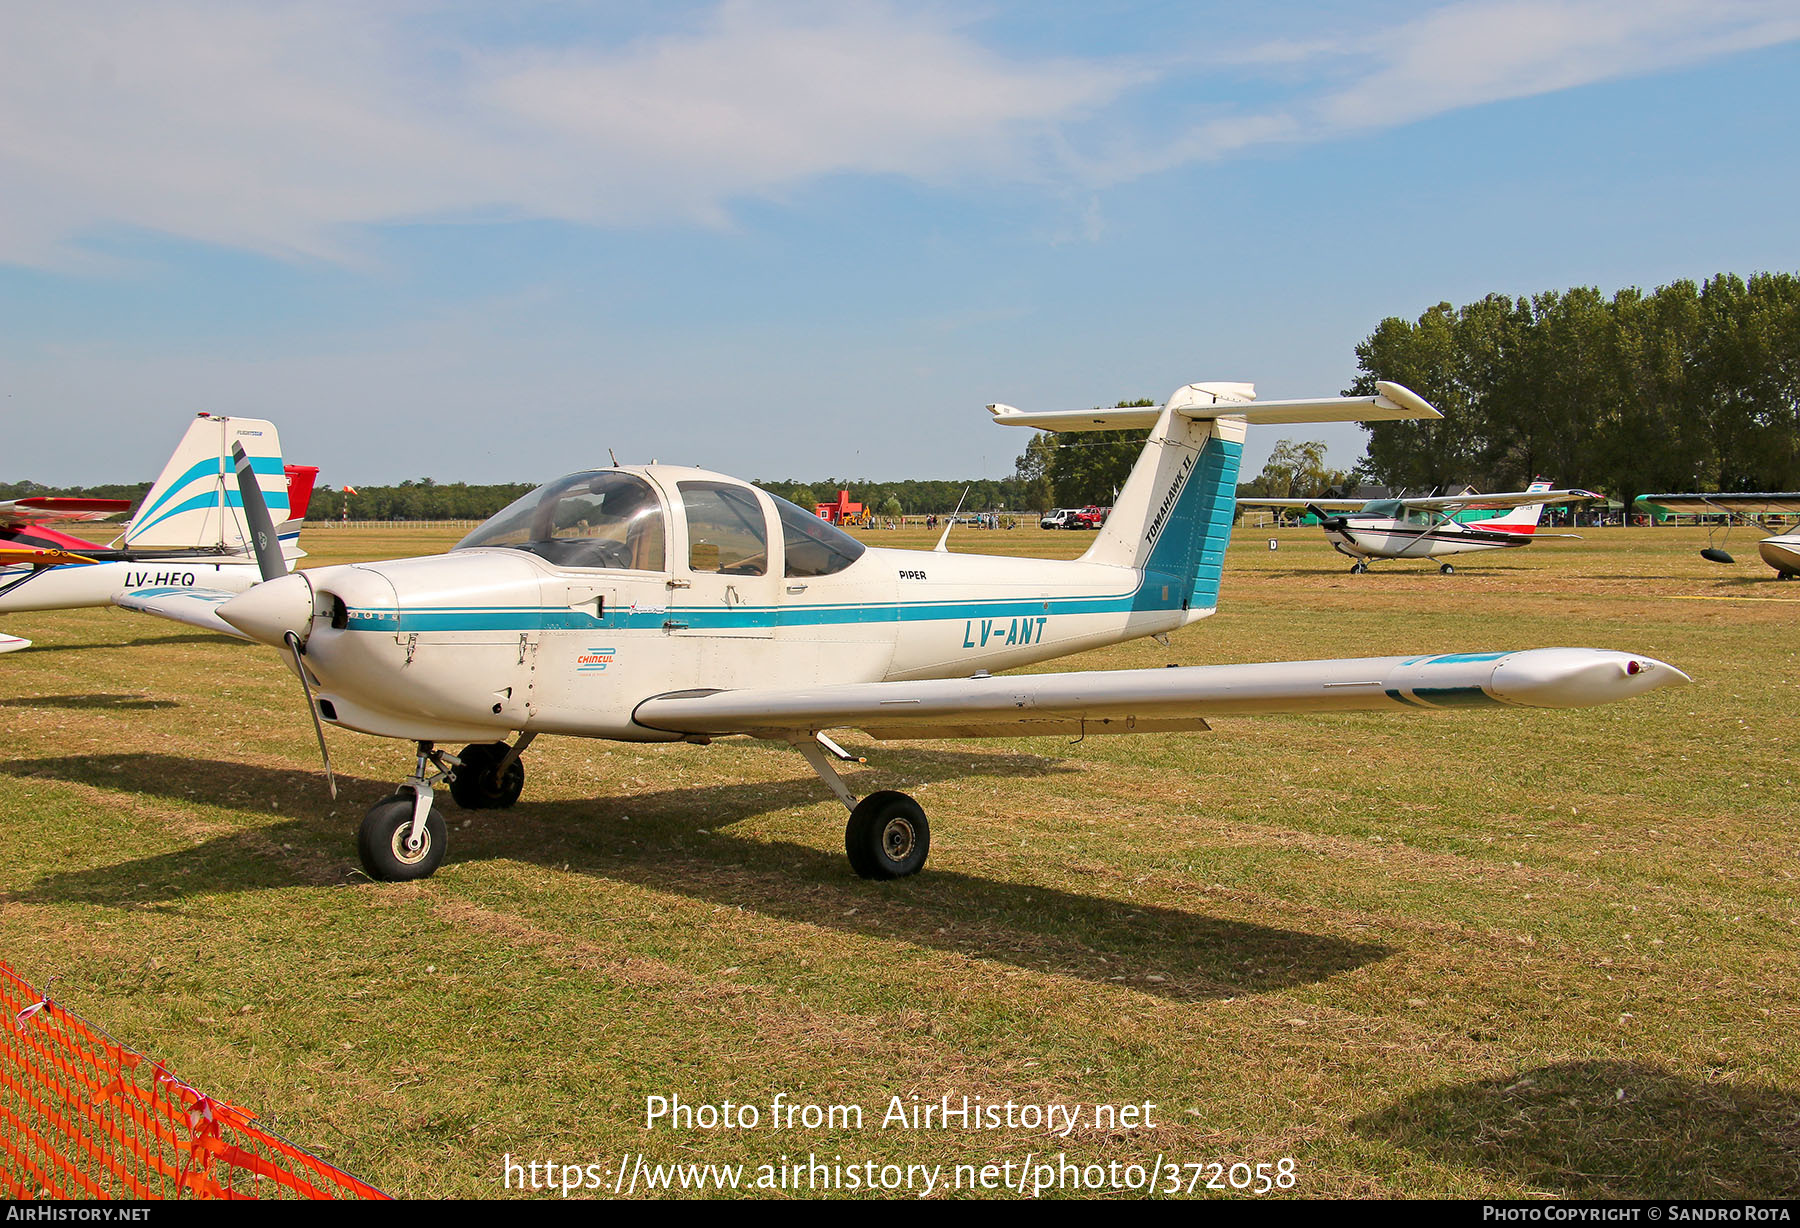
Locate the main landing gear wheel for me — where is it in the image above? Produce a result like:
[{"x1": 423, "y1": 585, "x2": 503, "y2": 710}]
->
[
  {"x1": 844, "y1": 791, "x2": 930, "y2": 880},
  {"x1": 1349, "y1": 560, "x2": 1368, "y2": 574},
  {"x1": 358, "y1": 792, "x2": 446, "y2": 882},
  {"x1": 1439, "y1": 562, "x2": 1456, "y2": 575},
  {"x1": 449, "y1": 742, "x2": 524, "y2": 810}
]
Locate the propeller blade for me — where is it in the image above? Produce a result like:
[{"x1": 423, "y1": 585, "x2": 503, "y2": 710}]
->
[
  {"x1": 284, "y1": 630, "x2": 337, "y2": 800},
  {"x1": 1305, "y1": 503, "x2": 1348, "y2": 532},
  {"x1": 231, "y1": 440, "x2": 287, "y2": 582}
]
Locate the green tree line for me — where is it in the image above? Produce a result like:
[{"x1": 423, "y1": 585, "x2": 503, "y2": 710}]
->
[{"x1": 1350, "y1": 272, "x2": 1800, "y2": 511}]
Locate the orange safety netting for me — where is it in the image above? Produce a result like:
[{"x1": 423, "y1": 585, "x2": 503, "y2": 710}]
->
[{"x1": 0, "y1": 961, "x2": 388, "y2": 1200}]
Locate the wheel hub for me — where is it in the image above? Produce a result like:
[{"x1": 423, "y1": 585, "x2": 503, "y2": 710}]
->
[
  {"x1": 881, "y1": 816, "x2": 916, "y2": 861},
  {"x1": 391, "y1": 825, "x2": 432, "y2": 865}
]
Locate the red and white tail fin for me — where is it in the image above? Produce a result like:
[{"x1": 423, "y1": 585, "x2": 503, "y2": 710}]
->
[
  {"x1": 281, "y1": 464, "x2": 318, "y2": 562},
  {"x1": 1487, "y1": 479, "x2": 1554, "y2": 535}
]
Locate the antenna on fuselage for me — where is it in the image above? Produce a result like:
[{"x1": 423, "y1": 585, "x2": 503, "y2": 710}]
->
[
  {"x1": 609, "y1": 448, "x2": 618, "y2": 467},
  {"x1": 934, "y1": 486, "x2": 970, "y2": 553}
]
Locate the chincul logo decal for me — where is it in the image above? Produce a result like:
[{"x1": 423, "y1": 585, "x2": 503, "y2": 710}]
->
[{"x1": 577, "y1": 647, "x2": 617, "y2": 673}]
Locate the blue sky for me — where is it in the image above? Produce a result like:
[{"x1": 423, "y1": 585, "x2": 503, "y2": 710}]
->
[{"x1": 3, "y1": 1, "x2": 1798, "y2": 488}]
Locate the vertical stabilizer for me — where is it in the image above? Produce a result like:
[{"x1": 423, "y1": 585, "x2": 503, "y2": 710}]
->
[
  {"x1": 1486, "y1": 479, "x2": 1555, "y2": 533},
  {"x1": 1079, "y1": 384, "x2": 1249, "y2": 612},
  {"x1": 123, "y1": 415, "x2": 289, "y2": 552}
]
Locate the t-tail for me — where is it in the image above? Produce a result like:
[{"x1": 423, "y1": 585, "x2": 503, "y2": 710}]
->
[
  {"x1": 989, "y1": 380, "x2": 1441, "y2": 615},
  {"x1": 123, "y1": 414, "x2": 303, "y2": 558}
]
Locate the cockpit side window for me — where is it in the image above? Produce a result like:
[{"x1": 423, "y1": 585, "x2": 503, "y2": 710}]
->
[
  {"x1": 679, "y1": 481, "x2": 768, "y2": 576},
  {"x1": 771, "y1": 493, "x2": 866, "y2": 577},
  {"x1": 453, "y1": 471, "x2": 666, "y2": 571}
]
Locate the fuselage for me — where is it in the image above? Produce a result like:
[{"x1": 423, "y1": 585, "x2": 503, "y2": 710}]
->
[
  {"x1": 1758, "y1": 533, "x2": 1800, "y2": 577},
  {"x1": 0, "y1": 555, "x2": 263, "y2": 614},
  {"x1": 256, "y1": 465, "x2": 1214, "y2": 746},
  {"x1": 1325, "y1": 514, "x2": 1536, "y2": 561}
]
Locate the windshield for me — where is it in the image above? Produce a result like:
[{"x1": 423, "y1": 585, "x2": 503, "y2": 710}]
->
[
  {"x1": 770, "y1": 492, "x2": 866, "y2": 577},
  {"x1": 454, "y1": 470, "x2": 666, "y2": 570}
]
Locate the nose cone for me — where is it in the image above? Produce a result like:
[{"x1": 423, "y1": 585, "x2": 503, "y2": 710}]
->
[
  {"x1": 219, "y1": 573, "x2": 314, "y2": 647},
  {"x1": 1489, "y1": 648, "x2": 1691, "y2": 709}
]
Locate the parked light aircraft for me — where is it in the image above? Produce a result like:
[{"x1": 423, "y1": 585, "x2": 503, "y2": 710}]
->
[
  {"x1": 1240, "y1": 480, "x2": 1602, "y2": 573},
  {"x1": 122, "y1": 382, "x2": 1686, "y2": 883},
  {"x1": 0, "y1": 414, "x2": 315, "y2": 653},
  {"x1": 1635, "y1": 492, "x2": 1800, "y2": 577}
]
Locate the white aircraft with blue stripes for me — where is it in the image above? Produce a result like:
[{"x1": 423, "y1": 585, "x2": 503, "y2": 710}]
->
[
  {"x1": 121, "y1": 380, "x2": 1687, "y2": 884},
  {"x1": 0, "y1": 414, "x2": 314, "y2": 653}
]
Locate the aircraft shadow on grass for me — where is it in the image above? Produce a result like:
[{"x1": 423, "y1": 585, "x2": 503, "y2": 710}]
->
[
  {"x1": 10, "y1": 633, "x2": 239, "y2": 655},
  {"x1": 2, "y1": 752, "x2": 1391, "y2": 1003},
  {"x1": 1351, "y1": 1059, "x2": 1800, "y2": 1199},
  {"x1": 0, "y1": 694, "x2": 180, "y2": 711}
]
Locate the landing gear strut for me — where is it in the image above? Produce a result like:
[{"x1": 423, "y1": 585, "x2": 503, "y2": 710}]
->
[
  {"x1": 795, "y1": 734, "x2": 931, "y2": 879},
  {"x1": 358, "y1": 734, "x2": 534, "y2": 881}
]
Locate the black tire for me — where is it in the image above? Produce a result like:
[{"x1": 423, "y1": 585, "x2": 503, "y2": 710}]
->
[
  {"x1": 844, "y1": 791, "x2": 930, "y2": 879},
  {"x1": 357, "y1": 792, "x2": 447, "y2": 881},
  {"x1": 1439, "y1": 563, "x2": 1455, "y2": 575},
  {"x1": 1350, "y1": 561, "x2": 1366, "y2": 574},
  {"x1": 449, "y1": 743, "x2": 524, "y2": 810}
]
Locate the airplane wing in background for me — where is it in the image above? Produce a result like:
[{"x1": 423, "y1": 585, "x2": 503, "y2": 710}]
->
[
  {"x1": 632, "y1": 649, "x2": 1687, "y2": 742},
  {"x1": 0, "y1": 497, "x2": 133, "y2": 529},
  {"x1": 114, "y1": 587, "x2": 253, "y2": 640},
  {"x1": 1397, "y1": 490, "x2": 1604, "y2": 513},
  {"x1": 1236, "y1": 498, "x2": 1366, "y2": 511},
  {"x1": 1637, "y1": 492, "x2": 1800, "y2": 516}
]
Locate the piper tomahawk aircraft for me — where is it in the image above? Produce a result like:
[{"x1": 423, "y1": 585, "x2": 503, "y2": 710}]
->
[
  {"x1": 124, "y1": 381, "x2": 1685, "y2": 883},
  {"x1": 0, "y1": 414, "x2": 315, "y2": 652},
  {"x1": 1240, "y1": 480, "x2": 1602, "y2": 574},
  {"x1": 1635, "y1": 492, "x2": 1800, "y2": 577}
]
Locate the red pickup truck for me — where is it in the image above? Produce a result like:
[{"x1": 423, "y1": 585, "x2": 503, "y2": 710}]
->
[{"x1": 1071, "y1": 505, "x2": 1110, "y2": 529}]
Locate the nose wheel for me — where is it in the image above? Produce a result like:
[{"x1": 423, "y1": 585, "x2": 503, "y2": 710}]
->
[
  {"x1": 358, "y1": 792, "x2": 446, "y2": 881},
  {"x1": 356, "y1": 736, "x2": 531, "y2": 882}
]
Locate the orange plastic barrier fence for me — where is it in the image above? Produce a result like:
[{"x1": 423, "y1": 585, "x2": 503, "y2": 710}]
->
[{"x1": 0, "y1": 961, "x2": 388, "y2": 1200}]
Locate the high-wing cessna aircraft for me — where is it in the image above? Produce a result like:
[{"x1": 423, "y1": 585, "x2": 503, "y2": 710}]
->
[
  {"x1": 0, "y1": 414, "x2": 315, "y2": 652},
  {"x1": 123, "y1": 382, "x2": 1685, "y2": 883},
  {"x1": 1635, "y1": 492, "x2": 1800, "y2": 577},
  {"x1": 1241, "y1": 480, "x2": 1602, "y2": 573}
]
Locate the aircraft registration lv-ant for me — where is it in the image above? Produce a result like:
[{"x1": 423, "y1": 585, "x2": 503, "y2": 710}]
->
[
  {"x1": 123, "y1": 381, "x2": 1687, "y2": 883},
  {"x1": 1239, "y1": 480, "x2": 1602, "y2": 574}
]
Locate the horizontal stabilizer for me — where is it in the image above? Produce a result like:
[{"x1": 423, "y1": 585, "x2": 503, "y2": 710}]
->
[
  {"x1": 115, "y1": 587, "x2": 253, "y2": 640},
  {"x1": 0, "y1": 633, "x2": 29, "y2": 655},
  {"x1": 988, "y1": 380, "x2": 1439, "y2": 433},
  {"x1": 633, "y1": 648, "x2": 1687, "y2": 742}
]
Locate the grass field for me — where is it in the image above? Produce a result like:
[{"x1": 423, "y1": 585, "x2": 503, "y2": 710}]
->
[{"x1": 2, "y1": 522, "x2": 1796, "y2": 1198}]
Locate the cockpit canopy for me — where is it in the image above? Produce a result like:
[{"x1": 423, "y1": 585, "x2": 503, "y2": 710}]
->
[
  {"x1": 455, "y1": 470, "x2": 666, "y2": 570},
  {"x1": 453, "y1": 469, "x2": 866, "y2": 578}
]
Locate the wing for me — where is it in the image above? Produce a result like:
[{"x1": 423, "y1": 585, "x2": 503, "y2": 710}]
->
[
  {"x1": 632, "y1": 648, "x2": 1687, "y2": 742},
  {"x1": 1236, "y1": 498, "x2": 1365, "y2": 511},
  {"x1": 114, "y1": 587, "x2": 253, "y2": 640},
  {"x1": 0, "y1": 633, "x2": 29, "y2": 655},
  {"x1": 1637, "y1": 492, "x2": 1800, "y2": 516},
  {"x1": 1399, "y1": 489, "x2": 1603, "y2": 513},
  {"x1": 988, "y1": 380, "x2": 1440, "y2": 432},
  {"x1": 0, "y1": 496, "x2": 133, "y2": 529}
]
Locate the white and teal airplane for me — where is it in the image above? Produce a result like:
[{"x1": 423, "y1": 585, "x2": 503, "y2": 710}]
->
[
  {"x1": 122, "y1": 380, "x2": 1687, "y2": 883},
  {"x1": 0, "y1": 413, "x2": 313, "y2": 652}
]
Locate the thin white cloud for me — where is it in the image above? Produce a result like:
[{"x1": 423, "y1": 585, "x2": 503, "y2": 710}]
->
[{"x1": 0, "y1": 0, "x2": 1796, "y2": 267}]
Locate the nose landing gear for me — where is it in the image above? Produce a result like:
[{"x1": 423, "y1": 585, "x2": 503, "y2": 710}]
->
[{"x1": 357, "y1": 734, "x2": 534, "y2": 881}]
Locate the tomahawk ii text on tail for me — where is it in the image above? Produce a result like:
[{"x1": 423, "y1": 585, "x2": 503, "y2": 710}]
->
[
  {"x1": 0, "y1": 413, "x2": 316, "y2": 652},
  {"x1": 124, "y1": 380, "x2": 1688, "y2": 884}
]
